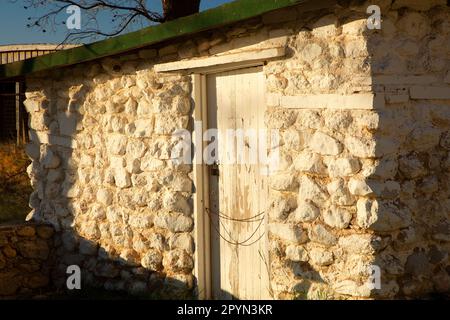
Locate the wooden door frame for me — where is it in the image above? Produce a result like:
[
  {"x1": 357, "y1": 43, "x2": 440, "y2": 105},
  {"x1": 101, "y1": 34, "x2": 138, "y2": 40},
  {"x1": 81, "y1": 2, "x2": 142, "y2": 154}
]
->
[
  {"x1": 191, "y1": 62, "x2": 268, "y2": 299},
  {"x1": 192, "y1": 73, "x2": 211, "y2": 300}
]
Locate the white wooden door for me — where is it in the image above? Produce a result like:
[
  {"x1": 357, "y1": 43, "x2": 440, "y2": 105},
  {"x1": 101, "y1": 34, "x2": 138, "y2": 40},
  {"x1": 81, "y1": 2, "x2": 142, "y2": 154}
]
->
[{"x1": 206, "y1": 66, "x2": 270, "y2": 300}]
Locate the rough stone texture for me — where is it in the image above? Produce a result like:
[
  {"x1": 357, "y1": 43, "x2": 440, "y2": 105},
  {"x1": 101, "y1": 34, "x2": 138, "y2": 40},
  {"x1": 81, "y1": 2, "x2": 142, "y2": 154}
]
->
[
  {"x1": 21, "y1": 0, "x2": 450, "y2": 300},
  {"x1": 264, "y1": 0, "x2": 450, "y2": 300},
  {"x1": 0, "y1": 223, "x2": 54, "y2": 297},
  {"x1": 24, "y1": 51, "x2": 195, "y2": 297}
]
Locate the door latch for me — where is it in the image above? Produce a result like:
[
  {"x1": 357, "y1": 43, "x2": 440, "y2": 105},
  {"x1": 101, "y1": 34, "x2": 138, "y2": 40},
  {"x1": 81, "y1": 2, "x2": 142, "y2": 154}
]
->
[{"x1": 210, "y1": 160, "x2": 220, "y2": 176}]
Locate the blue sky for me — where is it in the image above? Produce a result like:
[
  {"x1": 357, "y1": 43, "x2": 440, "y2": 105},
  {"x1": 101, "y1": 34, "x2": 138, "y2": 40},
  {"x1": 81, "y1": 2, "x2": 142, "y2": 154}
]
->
[{"x1": 0, "y1": 0, "x2": 232, "y2": 45}]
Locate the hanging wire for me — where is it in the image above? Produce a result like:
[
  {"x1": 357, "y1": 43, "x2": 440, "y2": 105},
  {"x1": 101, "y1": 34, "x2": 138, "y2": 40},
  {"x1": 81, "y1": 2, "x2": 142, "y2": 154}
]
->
[
  {"x1": 205, "y1": 207, "x2": 266, "y2": 247},
  {"x1": 204, "y1": 207, "x2": 265, "y2": 223},
  {"x1": 217, "y1": 213, "x2": 264, "y2": 246}
]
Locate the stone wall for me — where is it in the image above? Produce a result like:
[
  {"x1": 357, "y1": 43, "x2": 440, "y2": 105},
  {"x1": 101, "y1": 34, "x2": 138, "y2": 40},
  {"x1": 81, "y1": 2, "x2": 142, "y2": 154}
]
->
[
  {"x1": 21, "y1": 0, "x2": 449, "y2": 299},
  {"x1": 264, "y1": 0, "x2": 450, "y2": 299},
  {"x1": 25, "y1": 63, "x2": 195, "y2": 296},
  {"x1": 0, "y1": 223, "x2": 54, "y2": 298},
  {"x1": 367, "y1": 1, "x2": 450, "y2": 297}
]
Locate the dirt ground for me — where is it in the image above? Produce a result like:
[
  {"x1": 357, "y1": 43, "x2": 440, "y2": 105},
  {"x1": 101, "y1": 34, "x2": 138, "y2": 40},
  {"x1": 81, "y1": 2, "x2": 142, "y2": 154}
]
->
[{"x1": 0, "y1": 141, "x2": 32, "y2": 224}]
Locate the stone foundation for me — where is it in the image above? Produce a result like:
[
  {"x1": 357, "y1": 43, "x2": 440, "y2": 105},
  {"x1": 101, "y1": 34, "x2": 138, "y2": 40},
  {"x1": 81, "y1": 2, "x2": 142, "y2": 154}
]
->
[{"x1": 0, "y1": 223, "x2": 54, "y2": 298}]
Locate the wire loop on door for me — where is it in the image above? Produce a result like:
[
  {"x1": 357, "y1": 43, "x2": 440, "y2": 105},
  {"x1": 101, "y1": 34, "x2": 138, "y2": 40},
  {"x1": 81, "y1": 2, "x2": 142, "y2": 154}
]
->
[{"x1": 205, "y1": 207, "x2": 266, "y2": 247}]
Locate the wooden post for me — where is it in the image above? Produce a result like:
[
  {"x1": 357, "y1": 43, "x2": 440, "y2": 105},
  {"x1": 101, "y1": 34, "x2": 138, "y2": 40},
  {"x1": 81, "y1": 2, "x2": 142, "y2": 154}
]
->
[
  {"x1": 15, "y1": 81, "x2": 23, "y2": 145},
  {"x1": 21, "y1": 82, "x2": 27, "y2": 144}
]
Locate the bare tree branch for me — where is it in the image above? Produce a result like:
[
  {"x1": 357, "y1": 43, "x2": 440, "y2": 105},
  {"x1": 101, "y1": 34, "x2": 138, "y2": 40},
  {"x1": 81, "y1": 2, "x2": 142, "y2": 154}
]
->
[
  {"x1": 13, "y1": 0, "x2": 201, "y2": 45},
  {"x1": 59, "y1": 11, "x2": 139, "y2": 45}
]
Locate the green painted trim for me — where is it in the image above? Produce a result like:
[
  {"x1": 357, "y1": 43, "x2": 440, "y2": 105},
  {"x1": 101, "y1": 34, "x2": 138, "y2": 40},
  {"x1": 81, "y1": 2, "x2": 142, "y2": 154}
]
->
[{"x1": 0, "y1": 0, "x2": 303, "y2": 79}]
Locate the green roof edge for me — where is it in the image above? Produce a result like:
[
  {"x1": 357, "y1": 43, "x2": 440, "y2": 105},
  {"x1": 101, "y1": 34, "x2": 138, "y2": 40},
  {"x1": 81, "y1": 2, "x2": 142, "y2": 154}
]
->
[{"x1": 0, "y1": 0, "x2": 303, "y2": 79}]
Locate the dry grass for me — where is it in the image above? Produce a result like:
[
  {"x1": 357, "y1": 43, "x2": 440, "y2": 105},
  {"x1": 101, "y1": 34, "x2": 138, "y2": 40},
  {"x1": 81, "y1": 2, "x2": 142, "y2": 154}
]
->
[{"x1": 0, "y1": 140, "x2": 32, "y2": 223}]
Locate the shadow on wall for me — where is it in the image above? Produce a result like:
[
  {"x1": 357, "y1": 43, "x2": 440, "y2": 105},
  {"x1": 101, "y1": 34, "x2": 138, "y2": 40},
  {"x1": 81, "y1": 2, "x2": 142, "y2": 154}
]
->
[
  {"x1": 363, "y1": 3, "x2": 450, "y2": 298},
  {"x1": 264, "y1": 2, "x2": 449, "y2": 300},
  {"x1": 24, "y1": 63, "x2": 197, "y2": 299}
]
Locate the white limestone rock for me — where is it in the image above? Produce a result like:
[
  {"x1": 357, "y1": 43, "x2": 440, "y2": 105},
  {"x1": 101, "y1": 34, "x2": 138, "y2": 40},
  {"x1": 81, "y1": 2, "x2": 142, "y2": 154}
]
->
[
  {"x1": 323, "y1": 205, "x2": 352, "y2": 229},
  {"x1": 163, "y1": 249, "x2": 194, "y2": 273},
  {"x1": 333, "y1": 280, "x2": 371, "y2": 298},
  {"x1": 141, "y1": 249, "x2": 163, "y2": 271},
  {"x1": 128, "y1": 213, "x2": 153, "y2": 229},
  {"x1": 285, "y1": 245, "x2": 309, "y2": 262},
  {"x1": 326, "y1": 179, "x2": 355, "y2": 206},
  {"x1": 309, "y1": 132, "x2": 343, "y2": 156},
  {"x1": 269, "y1": 223, "x2": 307, "y2": 243},
  {"x1": 154, "y1": 114, "x2": 189, "y2": 134},
  {"x1": 141, "y1": 154, "x2": 165, "y2": 171},
  {"x1": 348, "y1": 178, "x2": 373, "y2": 196},
  {"x1": 265, "y1": 109, "x2": 297, "y2": 129},
  {"x1": 154, "y1": 212, "x2": 193, "y2": 233},
  {"x1": 348, "y1": 178, "x2": 402, "y2": 199},
  {"x1": 308, "y1": 224, "x2": 337, "y2": 246},
  {"x1": 364, "y1": 156, "x2": 398, "y2": 180},
  {"x1": 300, "y1": 43, "x2": 323, "y2": 61},
  {"x1": 356, "y1": 198, "x2": 412, "y2": 232},
  {"x1": 126, "y1": 140, "x2": 147, "y2": 159},
  {"x1": 106, "y1": 206, "x2": 127, "y2": 224},
  {"x1": 161, "y1": 173, "x2": 192, "y2": 192},
  {"x1": 309, "y1": 248, "x2": 333, "y2": 266},
  {"x1": 328, "y1": 158, "x2": 360, "y2": 177},
  {"x1": 114, "y1": 167, "x2": 131, "y2": 189},
  {"x1": 345, "y1": 136, "x2": 376, "y2": 158},
  {"x1": 289, "y1": 200, "x2": 319, "y2": 223},
  {"x1": 168, "y1": 233, "x2": 194, "y2": 254},
  {"x1": 294, "y1": 152, "x2": 326, "y2": 174},
  {"x1": 162, "y1": 192, "x2": 191, "y2": 215},
  {"x1": 268, "y1": 197, "x2": 296, "y2": 221},
  {"x1": 40, "y1": 147, "x2": 61, "y2": 169},
  {"x1": 270, "y1": 173, "x2": 298, "y2": 191},
  {"x1": 298, "y1": 176, "x2": 328, "y2": 203},
  {"x1": 108, "y1": 134, "x2": 128, "y2": 156}
]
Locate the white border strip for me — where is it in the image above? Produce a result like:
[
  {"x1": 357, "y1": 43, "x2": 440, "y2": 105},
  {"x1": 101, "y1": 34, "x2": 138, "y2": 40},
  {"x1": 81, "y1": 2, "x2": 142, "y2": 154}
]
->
[
  {"x1": 267, "y1": 93, "x2": 386, "y2": 110},
  {"x1": 155, "y1": 48, "x2": 285, "y2": 73}
]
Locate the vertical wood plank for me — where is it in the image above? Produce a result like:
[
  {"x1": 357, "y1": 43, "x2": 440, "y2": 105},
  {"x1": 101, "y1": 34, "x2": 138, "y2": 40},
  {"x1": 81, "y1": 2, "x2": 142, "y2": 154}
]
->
[
  {"x1": 192, "y1": 74, "x2": 204, "y2": 299},
  {"x1": 201, "y1": 74, "x2": 212, "y2": 300},
  {"x1": 192, "y1": 74, "x2": 212, "y2": 300},
  {"x1": 207, "y1": 73, "x2": 223, "y2": 299},
  {"x1": 207, "y1": 67, "x2": 269, "y2": 300}
]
